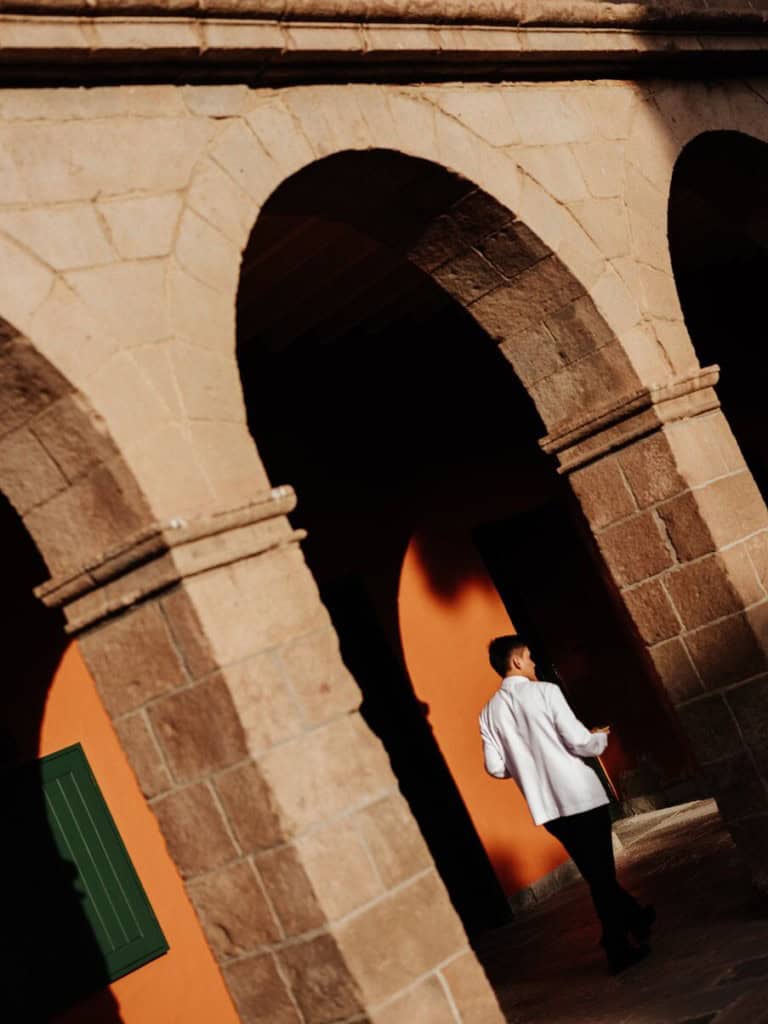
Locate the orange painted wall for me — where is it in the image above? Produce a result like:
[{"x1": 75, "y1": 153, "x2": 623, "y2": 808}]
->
[
  {"x1": 398, "y1": 525, "x2": 570, "y2": 895},
  {"x1": 38, "y1": 643, "x2": 239, "y2": 1024}
]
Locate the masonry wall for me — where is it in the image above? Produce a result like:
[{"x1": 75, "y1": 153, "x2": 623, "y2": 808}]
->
[{"x1": 4, "y1": 73, "x2": 768, "y2": 1022}]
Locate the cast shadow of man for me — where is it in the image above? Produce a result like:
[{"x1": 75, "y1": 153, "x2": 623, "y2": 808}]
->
[{"x1": 0, "y1": 493, "x2": 123, "y2": 1024}]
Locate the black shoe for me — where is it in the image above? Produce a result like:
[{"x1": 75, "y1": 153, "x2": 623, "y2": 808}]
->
[
  {"x1": 603, "y1": 940, "x2": 651, "y2": 975},
  {"x1": 628, "y1": 905, "x2": 656, "y2": 943}
]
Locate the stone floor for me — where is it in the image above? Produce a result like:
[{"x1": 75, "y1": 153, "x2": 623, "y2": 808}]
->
[{"x1": 475, "y1": 801, "x2": 768, "y2": 1024}]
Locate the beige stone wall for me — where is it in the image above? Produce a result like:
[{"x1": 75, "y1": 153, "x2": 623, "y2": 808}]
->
[
  {"x1": 5, "y1": 75, "x2": 768, "y2": 1022},
  {"x1": 1, "y1": 76, "x2": 766, "y2": 562}
]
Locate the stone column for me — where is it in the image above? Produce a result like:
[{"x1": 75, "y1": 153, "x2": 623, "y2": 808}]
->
[
  {"x1": 544, "y1": 367, "x2": 768, "y2": 890},
  {"x1": 38, "y1": 489, "x2": 504, "y2": 1024}
]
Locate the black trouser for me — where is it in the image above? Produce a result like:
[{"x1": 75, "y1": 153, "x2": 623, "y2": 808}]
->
[{"x1": 545, "y1": 805, "x2": 641, "y2": 944}]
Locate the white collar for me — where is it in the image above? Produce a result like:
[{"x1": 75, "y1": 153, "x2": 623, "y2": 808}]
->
[{"x1": 501, "y1": 675, "x2": 530, "y2": 691}]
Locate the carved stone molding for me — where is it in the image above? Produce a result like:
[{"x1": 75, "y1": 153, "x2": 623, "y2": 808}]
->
[
  {"x1": 36, "y1": 485, "x2": 305, "y2": 633},
  {"x1": 541, "y1": 366, "x2": 721, "y2": 473},
  {"x1": 0, "y1": 14, "x2": 765, "y2": 84}
]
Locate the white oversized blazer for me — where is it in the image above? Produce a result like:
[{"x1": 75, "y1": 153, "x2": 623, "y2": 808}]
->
[{"x1": 479, "y1": 675, "x2": 609, "y2": 826}]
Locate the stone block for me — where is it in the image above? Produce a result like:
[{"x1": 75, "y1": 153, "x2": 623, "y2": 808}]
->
[
  {"x1": 98, "y1": 194, "x2": 182, "y2": 259},
  {"x1": 663, "y1": 413, "x2": 737, "y2": 488},
  {"x1": 0, "y1": 427, "x2": 66, "y2": 515},
  {"x1": 0, "y1": 204, "x2": 114, "y2": 272},
  {"x1": 440, "y1": 950, "x2": 506, "y2": 1024},
  {"x1": 676, "y1": 695, "x2": 743, "y2": 766},
  {"x1": 333, "y1": 871, "x2": 467, "y2": 1005},
  {"x1": 218, "y1": 652, "x2": 304, "y2": 759},
  {"x1": 569, "y1": 456, "x2": 636, "y2": 532},
  {"x1": 589, "y1": 264, "x2": 643, "y2": 337},
  {"x1": 79, "y1": 601, "x2": 187, "y2": 718},
  {"x1": 433, "y1": 89, "x2": 519, "y2": 148},
  {"x1": 214, "y1": 760, "x2": 287, "y2": 853},
  {"x1": 113, "y1": 711, "x2": 172, "y2": 799},
  {"x1": 746, "y1": 532, "x2": 768, "y2": 594},
  {"x1": 186, "y1": 420, "x2": 270, "y2": 509},
  {"x1": 353, "y1": 792, "x2": 432, "y2": 889},
  {"x1": 32, "y1": 392, "x2": 117, "y2": 483},
  {"x1": 187, "y1": 859, "x2": 281, "y2": 960},
  {"x1": 370, "y1": 974, "x2": 456, "y2": 1024},
  {"x1": 503, "y1": 88, "x2": 593, "y2": 144},
  {"x1": 516, "y1": 145, "x2": 588, "y2": 203},
  {"x1": 618, "y1": 431, "x2": 687, "y2": 509},
  {"x1": 0, "y1": 234, "x2": 55, "y2": 338},
  {"x1": 223, "y1": 954, "x2": 302, "y2": 1024},
  {"x1": 569, "y1": 197, "x2": 630, "y2": 260},
  {"x1": 623, "y1": 579, "x2": 681, "y2": 645},
  {"x1": 684, "y1": 613, "x2": 766, "y2": 690},
  {"x1": 254, "y1": 843, "x2": 325, "y2": 937},
  {"x1": 279, "y1": 934, "x2": 364, "y2": 1024},
  {"x1": 408, "y1": 213, "x2": 465, "y2": 272},
  {"x1": 703, "y1": 752, "x2": 768, "y2": 823},
  {"x1": 183, "y1": 545, "x2": 328, "y2": 669},
  {"x1": 187, "y1": 156, "x2": 258, "y2": 248},
  {"x1": 663, "y1": 548, "x2": 763, "y2": 631},
  {"x1": 544, "y1": 292, "x2": 616, "y2": 365},
  {"x1": 148, "y1": 675, "x2": 248, "y2": 782},
  {"x1": 161, "y1": 585, "x2": 219, "y2": 680},
  {"x1": 168, "y1": 259, "x2": 236, "y2": 351},
  {"x1": 530, "y1": 341, "x2": 639, "y2": 430},
  {"x1": 209, "y1": 118, "x2": 276, "y2": 200},
  {"x1": 66, "y1": 259, "x2": 169, "y2": 347},
  {"x1": 571, "y1": 140, "x2": 625, "y2": 199},
  {"x1": 151, "y1": 781, "x2": 238, "y2": 878},
  {"x1": 649, "y1": 637, "x2": 704, "y2": 704},
  {"x1": 659, "y1": 473, "x2": 768, "y2": 563},
  {"x1": 259, "y1": 713, "x2": 394, "y2": 836},
  {"x1": 432, "y1": 247, "x2": 505, "y2": 306},
  {"x1": 182, "y1": 84, "x2": 251, "y2": 117},
  {"x1": 595, "y1": 511, "x2": 674, "y2": 589},
  {"x1": 175, "y1": 208, "x2": 242, "y2": 295},
  {"x1": 169, "y1": 341, "x2": 244, "y2": 422},
  {"x1": 245, "y1": 96, "x2": 316, "y2": 177},
  {"x1": 727, "y1": 677, "x2": 768, "y2": 772},
  {"x1": 298, "y1": 819, "x2": 383, "y2": 921},
  {"x1": 278, "y1": 627, "x2": 361, "y2": 727}
]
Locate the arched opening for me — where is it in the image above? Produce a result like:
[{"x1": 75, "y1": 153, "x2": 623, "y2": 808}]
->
[
  {"x1": 669, "y1": 130, "x2": 768, "y2": 500},
  {"x1": 237, "y1": 150, "x2": 688, "y2": 934},
  {"x1": 0, "y1": 325, "x2": 240, "y2": 1024}
]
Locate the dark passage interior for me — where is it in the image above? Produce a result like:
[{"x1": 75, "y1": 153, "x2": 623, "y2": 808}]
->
[
  {"x1": 669, "y1": 129, "x2": 768, "y2": 501},
  {"x1": 237, "y1": 150, "x2": 689, "y2": 932}
]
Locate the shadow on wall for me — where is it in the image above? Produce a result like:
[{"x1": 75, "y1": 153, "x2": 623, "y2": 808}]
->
[{"x1": 0, "y1": 493, "x2": 123, "y2": 1024}]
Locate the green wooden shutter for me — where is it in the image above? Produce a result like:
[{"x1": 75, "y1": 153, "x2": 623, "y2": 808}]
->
[{"x1": 12, "y1": 743, "x2": 169, "y2": 996}]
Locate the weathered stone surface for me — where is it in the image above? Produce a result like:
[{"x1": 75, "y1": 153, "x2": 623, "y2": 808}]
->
[
  {"x1": 188, "y1": 859, "x2": 281, "y2": 960},
  {"x1": 658, "y1": 473, "x2": 768, "y2": 563},
  {"x1": 684, "y1": 613, "x2": 765, "y2": 690},
  {"x1": 432, "y1": 246, "x2": 505, "y2": 306},
  {"x1": 66, "y1": 259, "x2": 169, "y2": 347},
  {"x1": 98, "y1": 193, "x2": 182, "y2": 259},
  {"x1": 649, "y1": 637, "x2": 703, "y2": 704},
  {"x1": 0, "y1": 426, "x2": 66, "y2": 514},
  {"x1": 259, "y1": 713, "x2": 394, "y2": 835},
  {"x1": 334, "y1": 871, "x2": 467, "y2": 1005},
  {"x1": 595, "y1": 511, "x2": 675, "y2": 589},
  {"x1": 569, "y1": 456, "x2": 636, "y2": 532},
  {"x1": 151, "y1": 781, "x2": 238, "y2": 878},
  {"x1": 79, "y1": 601, "x2": 187, "y2": 717},
  {"x1": 441, "y1": 951, "x2": 506, "y2": 1024},
  {"x1": 279, "y1": 933, "x2": 364, "y2": 1024},
  {"x1": 746, "y1": 532, "x2": 768, "y2": 594},
  {"x1": 623, "y1": 578, "x2": 681, "y2": 645},
  {"x1": 298, "y1": 818, "x2": 383, "y2": 921},
  {"x1": 370, "y1": 974, "x2": 456, "y2": 1024},
  {"x1": 217, "y1": 652, "x2": 303, "y2": 758},
  {"x1": 161, "y1": 585, "x2": 220, "y2": 680},
  {"x1": 32, "y1": 392, "x2": 117, "y2": 483},
  {"x1": 254, "y1": 843, "x2": 325, "y2": 937},
  {"x1": 113, "y1": 710, "x2": 172, "y2": 799},
  {"x1": 278, "y1": 627, "x2": 361, "y2": 727},
  {"x1": 148, "y1": 674, "x2": 248, "y2": 781},
  {"x1": 663, "y1": 548, "x2": 763, "y2": 632},
  {"x1": 0, "y1": 204, "x2": 114, "y2": 271},
  {"x1": 224, "y1": 954, "x2": 302, "y2": 1024},
  {"x1": 353, "y1": 792, "x2": 432, "y2": 889},
  {"x1": 676, "y1": 695, "x2": 743, "y2": 766},
  {"x1": 618, "y1": 430, "x2": 688, "y2": 508},
  {"x1": 214, "y1": 760, "x2": 287, "y2": 853}
]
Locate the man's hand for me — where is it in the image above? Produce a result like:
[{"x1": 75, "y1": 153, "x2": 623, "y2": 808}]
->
[{"x1": 591, "y1": 726, "x2": 611, "y2": 734}]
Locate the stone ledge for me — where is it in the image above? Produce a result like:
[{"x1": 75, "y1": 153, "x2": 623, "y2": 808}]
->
[
  {"x1": 541, "y1": 366, "x2": 721, "y2": 473},
  {"x1": 0, "y1": 15, "x2": 766, "y2": 82},
  {"x1": 36, "y1": 485, "x2": 305, "y2": 632}
]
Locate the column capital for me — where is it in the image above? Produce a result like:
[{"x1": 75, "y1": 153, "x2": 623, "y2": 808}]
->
[
  {"x1": 541, "y1": 366, "x2": 721, "y2": 472},
  {"x1": 36, "y1": 486, "x2": 304, "y2": 633}
]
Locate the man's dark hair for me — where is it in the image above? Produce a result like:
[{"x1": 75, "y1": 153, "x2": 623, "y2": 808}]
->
[{"x1": 488, "y1": 635, "x2": 528, "y2": 677}]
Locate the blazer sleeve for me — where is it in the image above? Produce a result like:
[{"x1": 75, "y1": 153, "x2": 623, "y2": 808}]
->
[
  {"x1": 548, "y1": 685, "x2": 608, "y2": 758},
  {"x1": 479, "y1": 719, "x2": 510, "y2": 779}
]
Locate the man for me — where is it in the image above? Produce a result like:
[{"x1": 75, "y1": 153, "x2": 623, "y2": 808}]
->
[{"x1": 480, "y1": 634, "x2": 654, "y2": 973}]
